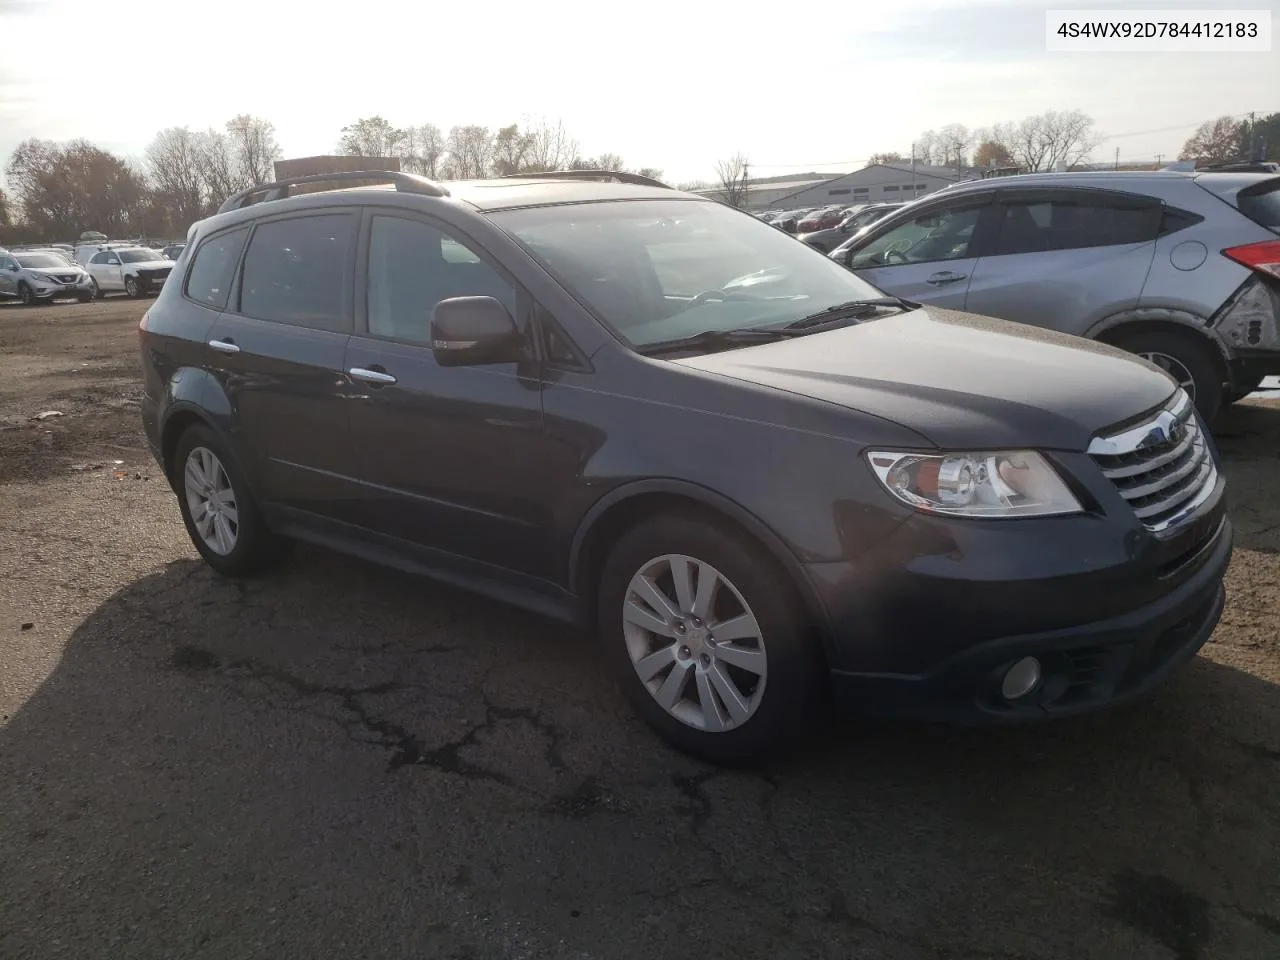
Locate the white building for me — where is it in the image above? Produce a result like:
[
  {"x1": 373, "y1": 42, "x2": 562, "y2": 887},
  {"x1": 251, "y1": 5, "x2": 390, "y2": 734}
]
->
[
  {"x1": 691, "y1": 173, "x2": 840, "y2": 210},
  {"x1": 764, "y1": 163, "x2": 965, "y2": 211}
]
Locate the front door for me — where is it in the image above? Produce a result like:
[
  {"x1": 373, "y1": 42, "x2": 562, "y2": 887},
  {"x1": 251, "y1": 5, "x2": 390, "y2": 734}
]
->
[
  {"x1": 848, "y1": 194, "x2": 997, "y2": 309},
  {"x1": 89, "y1": 251, "x2": 124, "y2": 290},
  {"x1": 344, "y1": 212, "x2": 553, "y2": 579},
  {"x1": 202, "y1": 210, "x2": 360, "y2": 519}
]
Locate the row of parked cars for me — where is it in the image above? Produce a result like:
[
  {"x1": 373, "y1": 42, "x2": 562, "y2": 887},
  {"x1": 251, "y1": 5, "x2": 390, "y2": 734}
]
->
[
  {"x1": 755, "y1": 169, "x2": 1279, "y2": 420},
  {"x1": 131, "y1": 165, "x2": 1275, "y2": 763},
  {"x1": 0, "y1": 240, "x2": 186, "y2": 305}
]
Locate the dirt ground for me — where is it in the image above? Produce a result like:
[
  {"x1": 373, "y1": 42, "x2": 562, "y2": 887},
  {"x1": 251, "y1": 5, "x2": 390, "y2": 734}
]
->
[{"x1": 2, "y1": 297, "x2": 1279, "y2": 960}]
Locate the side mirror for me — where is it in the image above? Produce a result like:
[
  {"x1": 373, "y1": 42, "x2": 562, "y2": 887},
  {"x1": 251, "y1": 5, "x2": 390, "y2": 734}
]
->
[{"x1": 431, "y1": 296, "x2": 524, "y2": 367}]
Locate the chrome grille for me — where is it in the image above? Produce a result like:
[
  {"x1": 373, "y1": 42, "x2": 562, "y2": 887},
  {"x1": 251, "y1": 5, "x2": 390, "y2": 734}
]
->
[{"x1": 1088, "y1": 390, "x2": 1217, "y2": 533}]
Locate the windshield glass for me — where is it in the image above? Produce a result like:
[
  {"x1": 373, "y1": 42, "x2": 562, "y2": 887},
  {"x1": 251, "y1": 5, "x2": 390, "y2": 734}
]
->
[
  {"x1": 118, "y1": 249, "x2": 159, "y2": 263},
  {"x1": 493, "y1": 200, "x2": 884, "y2": 348},
  {"x1": 15, "y1": 253, "x2": 69, "y2": 268}
]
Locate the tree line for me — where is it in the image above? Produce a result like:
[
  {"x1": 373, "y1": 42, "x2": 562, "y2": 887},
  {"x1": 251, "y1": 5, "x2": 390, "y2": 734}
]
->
[
  {"x1": 0, "y1": 115, "x2": 660, "y2": 243},
  {"x1": 1179, "y1": 113, "x2": 1279, "y2": 165}
]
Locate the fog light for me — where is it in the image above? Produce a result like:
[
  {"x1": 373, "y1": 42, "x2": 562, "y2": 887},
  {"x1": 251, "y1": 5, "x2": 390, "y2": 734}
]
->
[{"x1": 1001, "y1": 656, "x2": 1042, "y2": 700}]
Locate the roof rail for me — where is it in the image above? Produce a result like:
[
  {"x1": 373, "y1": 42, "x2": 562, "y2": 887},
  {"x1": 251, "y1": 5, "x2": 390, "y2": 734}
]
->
[
  {"x1": 499, "y1": 170, "x2": 671, "y2": 189},
  {"x1": 216, "y1": 170, "x2": 450, "y2": 215}
]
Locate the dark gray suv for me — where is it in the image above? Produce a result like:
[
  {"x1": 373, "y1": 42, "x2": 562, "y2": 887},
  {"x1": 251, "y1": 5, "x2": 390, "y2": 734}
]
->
[{"x1": 140, "y1": 170, "x2": 1231, "y2": 763}]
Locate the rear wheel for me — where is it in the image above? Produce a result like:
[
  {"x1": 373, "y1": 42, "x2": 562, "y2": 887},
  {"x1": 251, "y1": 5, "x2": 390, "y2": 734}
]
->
[
  {"x1": 597, "y1": 512, "x2": 821, "y2": 765},
  {"x1": 1113, "y1": 329, "x2": 1224, "y2": 421},
  {"x1": 172, "y1": 424, "x2": 290, "y2": 578}
]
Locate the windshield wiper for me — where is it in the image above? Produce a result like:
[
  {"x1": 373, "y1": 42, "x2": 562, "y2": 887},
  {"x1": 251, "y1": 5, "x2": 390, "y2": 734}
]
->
[
  {"x1": 638, "y1": 327, "x2": 799, "y2": 357},
  {"x1": 781, "y1": 296, "x2": 920, "y2": 331}
]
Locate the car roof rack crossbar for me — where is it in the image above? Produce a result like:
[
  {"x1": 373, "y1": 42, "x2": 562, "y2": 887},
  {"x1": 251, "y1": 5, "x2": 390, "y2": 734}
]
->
[
  {"x1": 217, "y1": 170, "x2": 450, "y2": 214},
  {"x1": 499, "y1": 170, "x2": 671, "y2": 189}
]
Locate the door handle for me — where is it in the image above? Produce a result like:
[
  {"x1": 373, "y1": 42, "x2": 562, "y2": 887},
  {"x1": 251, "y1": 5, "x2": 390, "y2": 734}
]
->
[
  {"x1": 349, "y1": 366, "x2": 397, "y2": 386},
  {"x1": 208, "y1": 339, "x2": 240, "y2": 354},
  {"x1": 926, "y1": 271, "x2": 967, "y2": 286}
]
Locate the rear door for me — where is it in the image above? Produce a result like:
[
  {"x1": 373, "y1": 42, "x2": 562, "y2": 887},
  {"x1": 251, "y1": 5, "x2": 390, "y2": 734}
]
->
[
  {"x1": 963, "y1": 187, "x2": 1162, "y2": 335},
  {"x1": 848, "y1": 192, "x2": 997, "y2": 308},
  {"x1": 0, "y1": 255, "x2": 17, "y2": 297},
  {"x1": 202, "y1": 210, "x2": 360, "y2": 520}
]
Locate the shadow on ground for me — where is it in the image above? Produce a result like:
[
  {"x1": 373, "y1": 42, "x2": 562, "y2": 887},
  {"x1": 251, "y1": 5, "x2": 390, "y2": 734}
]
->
[{"x1": 2, "y1": 534, "x2": 1280, "y2": 959}]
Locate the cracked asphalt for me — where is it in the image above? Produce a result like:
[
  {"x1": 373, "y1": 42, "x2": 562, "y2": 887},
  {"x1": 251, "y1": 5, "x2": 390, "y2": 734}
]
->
[{"x1": 3, "y1": 298, "x2": 1280, "y2": 960}]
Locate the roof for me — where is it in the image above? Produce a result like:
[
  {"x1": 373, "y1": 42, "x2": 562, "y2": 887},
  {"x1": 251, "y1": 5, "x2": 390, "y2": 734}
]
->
[{"x1": 444, "y1": 176, "x2": 696, "y2": 211}]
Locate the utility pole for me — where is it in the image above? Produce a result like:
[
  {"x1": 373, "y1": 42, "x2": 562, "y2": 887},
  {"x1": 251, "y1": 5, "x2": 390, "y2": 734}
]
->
[
  {"x1": 741, "y1": 161, "x2": 749, "y2": 209},
  {"x1": 1154, "y1": 153, "x2": 1164, "y2": 168},
  {"x1": 1115, "y1": 147, "x2": 1120, "y2": 170},
  {"x1": 1248, "y1": 111, "x2": 1258, "y2": 160}
]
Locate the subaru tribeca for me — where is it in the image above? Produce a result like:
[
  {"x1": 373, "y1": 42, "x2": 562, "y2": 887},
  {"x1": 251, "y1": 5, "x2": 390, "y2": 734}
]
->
[
  {"x1": 828, "y1": 170, "x2": 1280, "y2": 420},
  {"x1": 139, "y1": 170, "x2": 1231, "y2": 763}
]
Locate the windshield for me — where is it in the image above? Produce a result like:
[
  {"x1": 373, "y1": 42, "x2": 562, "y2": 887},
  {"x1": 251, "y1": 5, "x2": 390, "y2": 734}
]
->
[
  {"x1": 15, "y1": 253, "x2": 69, "y2": 268},
  {"x1": 493, "y1": 199, "x2": 884, "y2": 348},
  {"x1": 118, "y1": 249, "x2": 159, "y2": 263}
]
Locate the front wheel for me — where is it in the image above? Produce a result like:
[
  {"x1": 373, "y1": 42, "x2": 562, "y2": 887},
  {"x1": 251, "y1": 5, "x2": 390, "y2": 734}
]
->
[
  {"x1": 597, "y1": 513, "x2": 821, "y2": 765},
  {"x1": 89, "y1": 277, "x2": 101, "y2": 300},
  {"x1": 124, "y1": 276, "x2": 140, "y2": 298},
  {"x1": 18, "y1": 283, "x2": 34, "y2": 306},
  {"x1": 1114, "y1": 330, "x2": 1224, "y2": 421}
]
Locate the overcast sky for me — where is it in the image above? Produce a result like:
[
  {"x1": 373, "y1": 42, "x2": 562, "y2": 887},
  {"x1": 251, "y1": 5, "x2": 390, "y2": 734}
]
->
[{"x1": 0, "y1": 0, "x2": 1276, "y2": 184}]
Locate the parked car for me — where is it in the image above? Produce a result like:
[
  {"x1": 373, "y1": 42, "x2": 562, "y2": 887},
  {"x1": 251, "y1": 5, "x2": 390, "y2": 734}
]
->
[
  {"x1": 800, "y1": 202, "x2": 906, "y2": 253},
  {"x1": 797, "y1": 205, "x2": 848, "y2": 232},
  {"x1": 141, "y1": 169, "x2": 1230, "y2": 763},
  {"x1": 85, "y1": 245, "x2": 175, "y2": 298},
  {"x1": 0, "y1": 249, "x2": 94, "y2": 304},
  {"x1": 161, "y1": 243, "x2": 186, "y2": 261},
  {"x1": 829, "y1": 170, "x2": 1280, "y2": 419}
]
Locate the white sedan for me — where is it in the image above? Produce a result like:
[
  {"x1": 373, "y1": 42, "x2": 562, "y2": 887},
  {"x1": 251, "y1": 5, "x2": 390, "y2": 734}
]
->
[{"x1": 85, "y1": 247, "x2": 175, "y2": 299}]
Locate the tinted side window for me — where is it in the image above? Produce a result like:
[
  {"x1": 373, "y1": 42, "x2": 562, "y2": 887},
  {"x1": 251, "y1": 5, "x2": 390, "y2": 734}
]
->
[
  {"x1": 184, "y1": 226, "x2": 248, "y2": 309},
  {"x1": 849, "y1": 201, "x2": 985, "y2": 269},
  {"x1": 992, "y1": 194, "x2": 1158, "y2": 255},
  {"x1": 366, "y1": 216, "x2": 516, "y2": 344},
  {"x1": 1237, "y1": 179, "x2": 1280, "y2": 232},
  {"x1": 239, "y1": 213, "x2": 356, "y2": 331},
  {"x1": 90, "y1": 252, "x2": 111, "y2": 265}
]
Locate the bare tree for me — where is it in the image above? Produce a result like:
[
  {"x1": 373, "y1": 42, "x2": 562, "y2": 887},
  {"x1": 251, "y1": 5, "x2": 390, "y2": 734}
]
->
[
  {"x1": 914, "y1": 130, "x2": 938, "y2": 165},
  {"x1": 442, "y1": 126, "x2": 493, "y2": 179},
  {"x1": 989, "y1": 110, "x2": 1098, "y2": 172},
  {"x1": 338, "y1": 116, "x2": 406, "y2": 157},
  {"x1": 867, "y1": 152, "x2": 906, "y2": 166},
  {"x1": 225, "y1": 114, "x2": 280, "y2": 186},
  {"x1": 401, "y1": 123, "x2": 446, "y2": 177},
  {"x1": 635, "y1": 167, "x2": 664, "y2": 182},
  {"x1": 194, "y1": 130, "x2": 241, "y2": 205},
  {"x1": 1179, "y1": 116, "x2": 1242, "y2": 164},
  {"x1": 522, "y1": 117, "x2": 578, "y2": 172},
  {"x1": 937, "y1": 123, "x2": 973, "y2": 171},
  {"x1": 491, "y1": 124, "x2": 531, "y2": 176},
  {"x1": 147, "y1": 127, "x2": 208, "y2": 228},
  {"x1": 715, "y1": 152, "x2": 749, "y2": 208}
]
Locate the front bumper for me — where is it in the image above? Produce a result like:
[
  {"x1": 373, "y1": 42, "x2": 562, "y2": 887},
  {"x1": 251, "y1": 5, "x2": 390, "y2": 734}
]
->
[
  {"x1": 808, "y1": 484, "x2": 1232, "y2": 723},
  {"x1": 31, "y1": 278, "x2": 92, "y2": 300}
]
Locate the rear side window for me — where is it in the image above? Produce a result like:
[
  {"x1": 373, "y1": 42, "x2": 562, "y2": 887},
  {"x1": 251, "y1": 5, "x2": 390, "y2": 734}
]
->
[
  {"x1": 992, "y1": 193, "x2": 1159, "y2": 255},
  {"x1": 185, "y1": 227, "x2": 248, "y2": 309},
  {"x1": 1238, "y1": 180, "x2": 1280, "y2": 234},
  {"x1": 239, "y1": 213, "x2": 356, "y2": 331}
]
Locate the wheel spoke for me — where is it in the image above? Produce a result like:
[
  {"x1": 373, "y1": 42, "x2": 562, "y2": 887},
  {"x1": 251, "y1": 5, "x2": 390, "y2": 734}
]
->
[
  {"x1": 185, "y1": 458, "x2": 205, "y2": 490},
  {"x1": 691, "y1": 562, "x2": 720, "y2": 620},
  {"x1": 714, "y1": 642, "x2": 766, "y2": 676},
  {"x1": 196, "y1": 509, "x2": 216, "y2": 541},
  {"x1": 624, "y1": 597, "x2": 676, "y2": 637},
  {"x1": 695, "y1": 669, "x2": 727, "y2": 732},
  {"x1": 653, "y1": 659, "x2": 693, "y2": 710},
  {"x1": 709, "y1": 611, "x2": 761, "y2": 643},
  {"x1": 707, "y1": 663, "x2": 750, "y2": 724},
  {"x1": 219, "y1": 500, "x2": 239, "y2": 526},
  {"x1": 631, "y1": 575, "x2": 681, "y2": 623},
  {"x1": 634, "y1": 644, "x2": 678, "y2": 682},
  {"x1": 668, "y1": 556, "x2": 696, "y2": 613}
]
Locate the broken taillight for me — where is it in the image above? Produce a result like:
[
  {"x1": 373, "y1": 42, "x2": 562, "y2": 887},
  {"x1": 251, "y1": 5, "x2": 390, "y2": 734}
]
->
[{"x1": 1223, "y1": 239, "x2": 1280, "y2": 280}]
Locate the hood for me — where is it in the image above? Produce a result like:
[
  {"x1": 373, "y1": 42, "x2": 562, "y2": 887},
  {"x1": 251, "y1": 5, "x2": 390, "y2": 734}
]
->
[
  {"x1": 125, "y1": 259, "x2": 173, "y2": 271},
  {"x1": 672, "y1": 306, "x2": 1177, "y2": 450}
]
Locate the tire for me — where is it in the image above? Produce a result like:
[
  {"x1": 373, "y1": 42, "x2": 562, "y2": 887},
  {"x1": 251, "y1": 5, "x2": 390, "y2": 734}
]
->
[
  {"x1": 172, "y1": 424, "x2": 290, "y2": 578},
  {"x1": 89, "y1": 277, "x2": 101, "y2": 300},
  {"x1": 18, "y1": 283, "x2": 34, "y2": 306},
  {"x1": 124, "y1": 276, "x2": 140, "y2": 299},
  {"x1": 596, "y1": 512, "x2": 822, "y2": 765},
  {"x1": 1113, "y1": 329, "x2": 1224, "y2": 421}
]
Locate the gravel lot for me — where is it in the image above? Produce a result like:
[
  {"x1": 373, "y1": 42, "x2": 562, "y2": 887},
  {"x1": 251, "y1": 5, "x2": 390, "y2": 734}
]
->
[{"x1": 2, "y1": 297, "x2": 1279, "y2": 960}]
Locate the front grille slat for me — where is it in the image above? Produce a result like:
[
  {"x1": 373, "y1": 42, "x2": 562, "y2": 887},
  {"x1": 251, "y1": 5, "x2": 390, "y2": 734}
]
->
[{"x1": 1088, "y1": 391, "x2": 1217, "y2": 534}]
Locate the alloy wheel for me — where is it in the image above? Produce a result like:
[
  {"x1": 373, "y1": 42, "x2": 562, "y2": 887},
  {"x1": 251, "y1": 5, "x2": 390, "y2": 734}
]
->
[
  {"x1": 183, "y1": 446, "x2": 239, "y2": 555},
  {"x1": 622, "y1": 554, "x2": 768, "y2": 732},
  {"x1": 1139, "y1": 351, "x2": 1196, "y2": 399},
  {"x1": 125, "y1": 277, "x2": 138, "y2": 298}
]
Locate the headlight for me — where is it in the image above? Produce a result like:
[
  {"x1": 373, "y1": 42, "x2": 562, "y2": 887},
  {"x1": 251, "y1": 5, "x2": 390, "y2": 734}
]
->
[
  {"x1": 30, "y1": 272, "x2": 54, "y2": 283},
  {"x1": 866, "y1": 450, "x2": 1083, "y2": 518}
]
